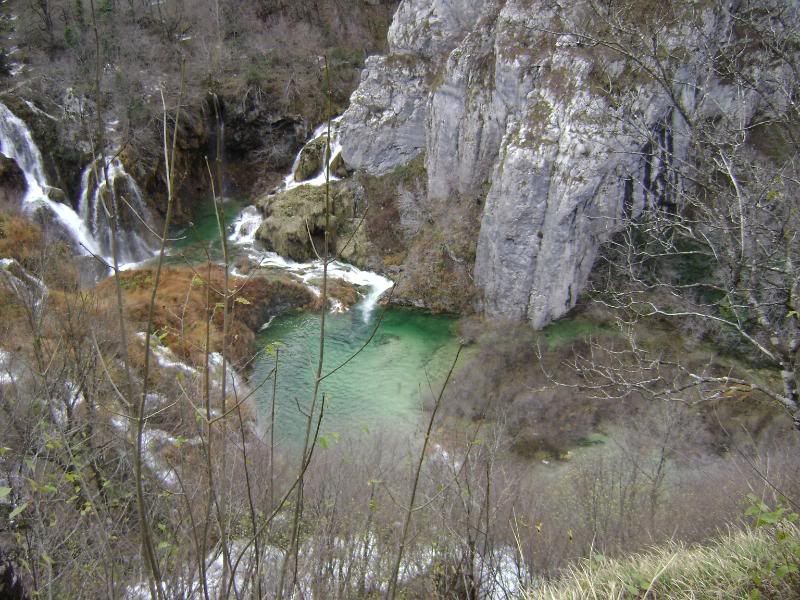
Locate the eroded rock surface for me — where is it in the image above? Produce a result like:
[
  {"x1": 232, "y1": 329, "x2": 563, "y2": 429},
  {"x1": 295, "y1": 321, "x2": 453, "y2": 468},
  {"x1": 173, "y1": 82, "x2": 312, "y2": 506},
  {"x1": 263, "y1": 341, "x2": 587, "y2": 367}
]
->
[
  {"x1": 341, "y1": 0, "x2": 775, "y2": 326},
  {"x1": 0, "y1": 154, "x2": 26, "y2": 206}
]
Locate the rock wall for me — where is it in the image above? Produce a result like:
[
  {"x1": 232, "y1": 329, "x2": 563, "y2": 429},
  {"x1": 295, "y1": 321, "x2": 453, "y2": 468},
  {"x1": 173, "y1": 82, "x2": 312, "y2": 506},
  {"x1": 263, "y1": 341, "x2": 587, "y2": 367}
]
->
[
  {"x1": 0, "y1": 155, "x2": 26, "y2": 206},
  {"x1": 340, "y1": 0, "x2": 771, "y2": 327}
]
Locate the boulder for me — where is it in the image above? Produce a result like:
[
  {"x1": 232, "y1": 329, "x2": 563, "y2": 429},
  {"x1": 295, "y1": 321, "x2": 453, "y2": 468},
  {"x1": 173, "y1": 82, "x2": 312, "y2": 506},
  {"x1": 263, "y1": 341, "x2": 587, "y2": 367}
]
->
[
  {"x1": 255, "y1": 182, "x2": 356, "y2": 261},
  {"x1": 330, "y1": 152, "x2": 350, "y2": 178},
  {"x1": 294, "y1": 137, "x2": 326, "y2": 182},
  {"x1": 43, "y1": 185, "x2": 66, "y2": 203},
  {"x1": 0, "y1": 154, "x2": 27, "y2": 206}
]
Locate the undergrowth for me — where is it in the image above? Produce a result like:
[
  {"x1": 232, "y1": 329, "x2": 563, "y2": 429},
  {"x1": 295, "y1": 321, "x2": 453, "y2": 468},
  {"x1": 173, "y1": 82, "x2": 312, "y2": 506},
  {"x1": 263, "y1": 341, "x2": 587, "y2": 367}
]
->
[{"x1": 533, "y1": 499, "x2": 800, "y2": 599}]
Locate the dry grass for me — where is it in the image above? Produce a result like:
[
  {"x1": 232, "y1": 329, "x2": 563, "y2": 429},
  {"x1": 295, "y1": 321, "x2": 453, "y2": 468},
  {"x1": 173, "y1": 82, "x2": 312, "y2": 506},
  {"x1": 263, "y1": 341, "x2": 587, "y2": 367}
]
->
[
  {"x1": 96, "y1": 265, "x2": 314, "y2": 367},
  {"x1": 0, "y1": 212, "x2": 42, "y2": 265},
  {"x1": 531, "y1": 524, "x2": 800, "y2": 599}
]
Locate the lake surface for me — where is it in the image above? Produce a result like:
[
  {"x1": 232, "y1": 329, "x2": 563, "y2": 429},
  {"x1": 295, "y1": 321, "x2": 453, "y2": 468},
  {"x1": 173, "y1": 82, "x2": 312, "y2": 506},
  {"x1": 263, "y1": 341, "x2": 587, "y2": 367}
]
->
[
  {"x1": 167, "y1": 194, "x2": 461, "y2": 449},
  {"x1": 251, "y1": 306, "x2": 460, "y2": 447}
]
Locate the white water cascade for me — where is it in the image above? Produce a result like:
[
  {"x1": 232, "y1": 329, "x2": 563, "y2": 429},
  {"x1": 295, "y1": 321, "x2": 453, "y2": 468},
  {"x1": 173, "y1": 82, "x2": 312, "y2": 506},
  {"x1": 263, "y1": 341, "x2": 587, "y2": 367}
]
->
[
  {"x1": 283, "y1": 116, "x2": 344, "y2": 191},
  {"x1": 77, "y1": 157, "x2": 158, "y2": 267},
  {"x1": 228, "y1": 116, "x2": 392, "y2": 321},
  {"x1": 227, "y1": 205, "x2": 262, "y2": 246},
  {"x1": 0, "y1": 102, "x2": 100, "y2": 255}
]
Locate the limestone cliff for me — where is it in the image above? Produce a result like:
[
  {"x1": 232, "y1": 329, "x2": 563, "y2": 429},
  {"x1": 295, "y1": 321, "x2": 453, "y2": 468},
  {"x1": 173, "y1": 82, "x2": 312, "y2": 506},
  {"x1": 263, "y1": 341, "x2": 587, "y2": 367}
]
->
[{"x1": 340, "y1": 0, "x2": 782, "y2": 326}]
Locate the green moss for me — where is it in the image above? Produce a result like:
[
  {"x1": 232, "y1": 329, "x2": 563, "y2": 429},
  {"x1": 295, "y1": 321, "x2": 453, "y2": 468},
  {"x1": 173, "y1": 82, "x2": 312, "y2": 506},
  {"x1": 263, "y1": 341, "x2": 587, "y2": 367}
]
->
[
  {"x1": 390, "y1": 154, "x2": 427, "y2": 183},
  {"x1": 256, "y1": 182, "x2": 356, "y2": 261},
  {"x1": 541, "y1": 317, "x2": 614, "y2": 350}
]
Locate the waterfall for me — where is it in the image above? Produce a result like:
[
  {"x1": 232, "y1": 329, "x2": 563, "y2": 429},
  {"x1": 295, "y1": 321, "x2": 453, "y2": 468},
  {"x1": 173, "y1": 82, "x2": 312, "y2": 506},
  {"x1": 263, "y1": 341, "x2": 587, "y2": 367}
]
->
[
  {"x1": 282, "y1": 116, "x2": 344, "y2": 192},
  {"x1": 229, "y1": 116, "x2": 345, "y2": 248},
  {"x1": 0, "y1": 101, "x2": 100, "y2": 256},
  {"x1": 230, "y1": 233, "x2": 393, "y2": 323},
  {"x1": 0, "y1": 101, "x2": 158, "y2": 269},
  {"x1": 228, "y1": 115, "x2": 392, "y2": 320},
  {"x1": 77, "y1": 157, "x2": 158, "y2": 267},
  {"x1": 228, "y1": 205, "x2": 262, "y2": 246}
]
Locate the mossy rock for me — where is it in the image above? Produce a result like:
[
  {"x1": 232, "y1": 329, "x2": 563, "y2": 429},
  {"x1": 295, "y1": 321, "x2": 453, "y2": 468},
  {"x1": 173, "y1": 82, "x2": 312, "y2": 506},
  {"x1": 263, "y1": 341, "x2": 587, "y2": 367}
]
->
[
  {"x1": 255, "y1": 182, "x2": 355, "y2": 261},
  {"x1": 336, "y1": 216, "x2": 372, "y2": 268},
  {"x1": 294, "y1": 136, "x2": 327, "y2": 182},
  {"x1": 330, "y1": 152, "x2": 350, "y2": 178},
  {"x1": 43, "y1": 185, "x2": 67, "y2": 203}
]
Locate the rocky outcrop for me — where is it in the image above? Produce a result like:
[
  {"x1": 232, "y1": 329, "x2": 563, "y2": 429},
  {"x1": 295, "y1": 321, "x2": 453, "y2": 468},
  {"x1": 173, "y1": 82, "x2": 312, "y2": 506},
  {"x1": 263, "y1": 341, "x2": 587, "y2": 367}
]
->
[
  {"x1": 0, "y1": 154, "x2": 26, "y2": 206},
  {"x1": 294, "y1": 137, "x2": 327, "y2": 182},
  {"x1": 330, "y1": 153, "x2": 350, "y2": 178},
  {"x1": 255, "y1": 182, "x2": 360, "y2": 261},
  {"x1": 338, "y1": 54, "x2": 430, "y2": 174},
  {"x1": 340, "y1": 0, "x2": 772, "y2": 327}
]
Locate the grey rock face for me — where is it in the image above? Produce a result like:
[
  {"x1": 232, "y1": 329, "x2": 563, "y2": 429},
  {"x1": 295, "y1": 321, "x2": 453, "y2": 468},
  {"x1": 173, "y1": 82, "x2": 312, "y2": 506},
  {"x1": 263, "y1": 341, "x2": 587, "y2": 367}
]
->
[
  {"x1": 425, "y1": 25, "x2": 501, "y2": 201},
  {"x1": 0, "y1": 153, "x2": 27, "y2": 206},
  {"x1": 338, "y1": 55, "x2": 430, "y2": 175},
  {"x1": 340, "y1": 0, "x2": 500, "y2": 177},
  {"x1": 389, "y1": 0, "x2": 490, "y2": 58},
  {"x1": 341, "y1": 0, "x2": 771, "y2": 327}
]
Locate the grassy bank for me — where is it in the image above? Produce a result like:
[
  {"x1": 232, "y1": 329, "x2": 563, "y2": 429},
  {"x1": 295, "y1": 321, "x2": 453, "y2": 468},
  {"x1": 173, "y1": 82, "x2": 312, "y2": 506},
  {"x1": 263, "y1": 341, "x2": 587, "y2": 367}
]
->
[{"x1": 532, "y1": 522, "x2": 800, "y2": 599}]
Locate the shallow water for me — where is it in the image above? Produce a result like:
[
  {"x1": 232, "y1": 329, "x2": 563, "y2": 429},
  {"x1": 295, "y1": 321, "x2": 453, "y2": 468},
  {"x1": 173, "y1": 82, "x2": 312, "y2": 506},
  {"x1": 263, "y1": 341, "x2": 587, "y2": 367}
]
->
[
  {"x1": 167, "y1": 197, "x2": 247, "y2": 264},
  {"x1": 251, "y1": 306, "x2": 460, "y2": 447}
]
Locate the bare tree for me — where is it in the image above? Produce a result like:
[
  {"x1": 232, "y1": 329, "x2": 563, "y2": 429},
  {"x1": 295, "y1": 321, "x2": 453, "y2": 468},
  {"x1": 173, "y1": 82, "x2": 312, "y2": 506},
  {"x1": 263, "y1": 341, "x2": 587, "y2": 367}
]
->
[{"x1": 555, "y1": 0, "x2": 800, "y2": 428}]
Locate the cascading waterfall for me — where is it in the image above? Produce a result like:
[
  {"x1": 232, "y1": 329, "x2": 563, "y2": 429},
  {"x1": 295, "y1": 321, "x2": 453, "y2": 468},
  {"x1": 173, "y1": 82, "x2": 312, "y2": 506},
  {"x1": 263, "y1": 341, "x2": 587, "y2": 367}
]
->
[
  {"x1": 77, "y1": 157, "x2": 158, "y2": 266},
  {"x1": 228, "y1": 205, "x2": 262, "y2": 245},
  {"x1": 0, "y1": 101, "x2": 100, "y2": 255},
  {"x1": 228, "y1": 116, "x2": 392, "y2": 321},
  {"x1": 212, "y1": 93, "x2": 226, "y2": 197},
  {"x1": 234, "y1": 251, "x2": 393, "y2": 320},
  {"x1": 283, "y1": 116, "x2": 344, "y2": 191}
]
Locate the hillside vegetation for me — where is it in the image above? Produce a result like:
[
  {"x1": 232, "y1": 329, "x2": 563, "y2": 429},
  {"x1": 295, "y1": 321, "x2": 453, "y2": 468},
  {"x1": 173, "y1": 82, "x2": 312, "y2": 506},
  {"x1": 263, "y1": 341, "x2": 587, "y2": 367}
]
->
[{"x1": 1, "y1": 0, "x2": 800, "y2": 598}]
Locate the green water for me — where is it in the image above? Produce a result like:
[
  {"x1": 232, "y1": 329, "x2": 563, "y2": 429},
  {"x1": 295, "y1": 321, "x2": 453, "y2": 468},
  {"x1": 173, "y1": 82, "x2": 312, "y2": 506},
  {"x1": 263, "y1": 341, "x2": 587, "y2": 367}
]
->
[
  {"x1": 168, "y1": 199, "x2": 461, "y2": 446},
  {"x1": 167, "y1": 197, "x2": 246, "y2": 264},
  {"x1": 251, "y1": 307, "x2": 460, "y2": 447}
]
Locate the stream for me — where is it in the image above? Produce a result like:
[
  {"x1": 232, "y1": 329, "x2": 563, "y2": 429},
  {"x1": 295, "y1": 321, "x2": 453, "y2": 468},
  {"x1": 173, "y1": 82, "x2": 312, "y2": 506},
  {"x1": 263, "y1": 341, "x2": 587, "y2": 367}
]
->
[{"x1": 174, "y1": 197, "x2": 460, "y2": 444}]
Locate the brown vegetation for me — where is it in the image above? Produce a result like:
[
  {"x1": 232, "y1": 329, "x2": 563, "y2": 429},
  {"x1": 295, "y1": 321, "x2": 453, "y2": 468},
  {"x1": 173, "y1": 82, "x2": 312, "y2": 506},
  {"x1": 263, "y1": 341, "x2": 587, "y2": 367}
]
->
[
  {"x1": 0, "y1": 212, "x2": 42, "y2": 268},
  {"x1": 448, "y1": 304, "x2": 790, "y2": 461},
  {"x1": 96, "y1": 265, "x2": 313, "y2": 367}
]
